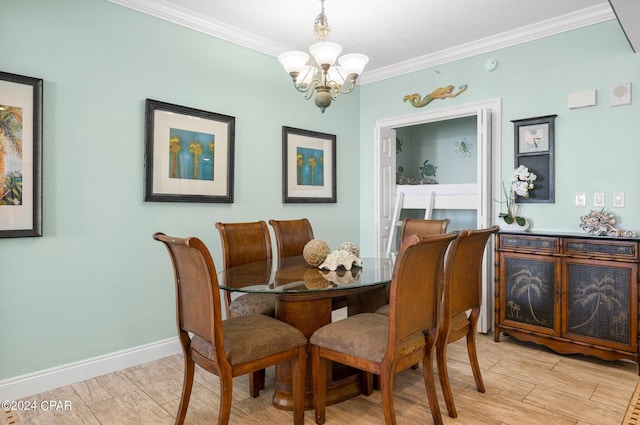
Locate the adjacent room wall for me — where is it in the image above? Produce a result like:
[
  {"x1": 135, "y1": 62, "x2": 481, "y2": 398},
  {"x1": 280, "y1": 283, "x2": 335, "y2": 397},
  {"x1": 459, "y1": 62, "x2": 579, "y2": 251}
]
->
[{"x1": 358, "y1": 19, "x2": 640, "y2": 255}]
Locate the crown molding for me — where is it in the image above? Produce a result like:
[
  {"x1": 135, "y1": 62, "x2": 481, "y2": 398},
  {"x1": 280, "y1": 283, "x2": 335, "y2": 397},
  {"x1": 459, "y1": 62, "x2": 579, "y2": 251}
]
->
[
  {"x1": 106, "y1": 0, "x2": 291, "y2": 55},
  {"x1": 106, "y1": 0, "x2": 614, "y2": 85},
  {"x1": 360, "y1": 3, "x2": 615, "y2": 84}
]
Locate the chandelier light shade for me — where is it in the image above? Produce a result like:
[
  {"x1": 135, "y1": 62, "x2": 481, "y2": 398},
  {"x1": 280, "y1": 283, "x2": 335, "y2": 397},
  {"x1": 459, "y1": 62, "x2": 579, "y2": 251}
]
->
[{"x1": 277, "y1": 0, "x2": 369, "y2": 113}]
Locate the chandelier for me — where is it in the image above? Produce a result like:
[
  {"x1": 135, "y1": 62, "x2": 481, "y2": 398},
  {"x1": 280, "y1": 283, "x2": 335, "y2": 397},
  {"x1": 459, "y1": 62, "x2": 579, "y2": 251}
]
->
[{"x1": 277, "y1": 0, "x2": 369, "y2": 113}]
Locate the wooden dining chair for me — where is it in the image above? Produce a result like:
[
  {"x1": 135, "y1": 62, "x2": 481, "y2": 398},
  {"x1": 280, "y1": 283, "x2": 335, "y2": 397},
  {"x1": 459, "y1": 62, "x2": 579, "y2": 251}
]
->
[
  {"x1": 376, "y1": 218, "x2": 450, "y2": 316},
  {"x1": 310, "y1": 232, "x2": 457, "y2": 425},
  {"x1": 400, "y1": 218, "x2": 450, "y2": 243},
  {"x1": 215, "y1": 221, "x2": 275, "y2": 319},
  {"x1": 436, "y1": 225, "x2": 499, "y2": 418},
  {"x1": 153, "y1": 233, "x2": 307, "y2": 425},
  {"x1": 215, "y1": 220, "x2": 277, "y2": 397},
  {"x1": 268, "y1": 218, "x2": 314, "y2": 260}
]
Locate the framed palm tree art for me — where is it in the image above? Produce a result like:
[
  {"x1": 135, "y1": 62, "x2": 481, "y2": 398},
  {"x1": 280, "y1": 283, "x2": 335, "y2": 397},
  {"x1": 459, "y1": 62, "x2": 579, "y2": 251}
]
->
[
  {"x1": 0, "y1": 71, "x2": 43, "y2": 238},
  {"x1": 144, "y1": 99, "x2": 235, "y2": 203},
  {"x1": 281, "y1": 126, "x2": 336, "y2": 203}
]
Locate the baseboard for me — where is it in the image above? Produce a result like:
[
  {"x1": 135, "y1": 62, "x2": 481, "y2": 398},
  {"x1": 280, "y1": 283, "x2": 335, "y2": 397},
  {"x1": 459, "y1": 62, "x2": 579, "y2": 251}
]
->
[{"x1": 0, "y1": 337, "x2": 181, "y2": 401}]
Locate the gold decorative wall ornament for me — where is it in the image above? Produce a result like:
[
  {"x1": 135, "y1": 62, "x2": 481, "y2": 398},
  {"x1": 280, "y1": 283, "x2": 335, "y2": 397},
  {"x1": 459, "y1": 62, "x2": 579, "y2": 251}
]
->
[{"x1": 403, "y1": 84, "x2": 468, "y2": 108}]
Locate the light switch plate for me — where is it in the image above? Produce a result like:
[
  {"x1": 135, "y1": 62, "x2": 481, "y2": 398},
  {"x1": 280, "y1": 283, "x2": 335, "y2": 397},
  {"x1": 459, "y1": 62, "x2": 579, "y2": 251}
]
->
[
  {"x1": 594, "y1": 192, "x2": 605, "y2": 207},
  {"x1": 575, "y1": 192, "x2": 586, "y2": 207},
  {"x1": 613, "y1": 192, "x2": 625, "y2": 207}
]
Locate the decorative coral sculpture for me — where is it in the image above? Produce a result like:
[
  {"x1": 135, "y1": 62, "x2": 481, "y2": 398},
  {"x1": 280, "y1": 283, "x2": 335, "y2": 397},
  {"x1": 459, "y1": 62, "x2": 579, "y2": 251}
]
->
[
  {"x1": 579, "y1": 209, "x2": 637, "y2": 237},
  {"x1": 303, "y1": 239, "x2": 331, "y2": 266},
  {"x1": 318, "y1": 250, "x2": 363, "y2": 271},
  {"x1": 322, "y1": 268, "x2": 362, "y2": 285}
]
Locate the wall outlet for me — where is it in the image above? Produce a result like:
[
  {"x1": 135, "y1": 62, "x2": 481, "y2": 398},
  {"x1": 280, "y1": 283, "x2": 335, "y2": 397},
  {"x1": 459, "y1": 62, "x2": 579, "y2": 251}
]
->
[
  {"x1": 594, "y1": 192, "x2": 605, "y2": 207},
  {"x1": 613, "y1": 192, "x2": 625, "y2": 207},
  {"x1": 575, "y1": 192, "x2": 586, "y2": 207}
]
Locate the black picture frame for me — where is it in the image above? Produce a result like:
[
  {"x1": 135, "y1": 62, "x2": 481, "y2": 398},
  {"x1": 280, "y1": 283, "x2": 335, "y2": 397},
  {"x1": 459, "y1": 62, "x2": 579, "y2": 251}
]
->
[
  {"x1": 0, "y1": 71, "x2": 43, "y2": 238},
  {"x1": 512, "y1": 114, "x2": 556, "y2": 204},
  {"x1": 144, "y1": 99, "x2": 235, "y2": 203},
  {"x1": 282, "y1": 126, "x2": 336, "y2": 203}
]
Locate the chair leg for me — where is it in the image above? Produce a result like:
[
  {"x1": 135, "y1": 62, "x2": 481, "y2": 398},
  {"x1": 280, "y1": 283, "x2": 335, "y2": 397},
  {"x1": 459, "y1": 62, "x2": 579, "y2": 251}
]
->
[
  {"x1": 249, "y1": 369, "x2": 266, "y2": 398},
  {"x1": 361, "y1": 372, "x2": 374, "y2": 396},
  {"x1": 292, "y1": 347, "x2": 307, "y2": 425},
  {"x1": 176, "y1": 355, "x2": 195, "y2": 425},
  {"x1": 436, "y1": 339, "x2": 457, "y2": 418},
  {"x1": 379, "y1": 370, "x2": 397, "y2": 425},
  {"x1": 466, "y1": 326, "x2": 485, "y2": 393},
  {"x1": 218, "y1": 369, "x2": 234, "y2": 425},
  {"x1": 424, "y1": 346, "x2": 444, "y2": 425},
  {"x1": 312, "y1": 346, "x2": 326, "y2": 425}
]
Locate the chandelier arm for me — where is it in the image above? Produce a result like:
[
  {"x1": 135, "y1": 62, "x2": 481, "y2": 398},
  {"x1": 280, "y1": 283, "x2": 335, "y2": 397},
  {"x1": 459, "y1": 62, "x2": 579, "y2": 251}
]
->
[{"x1": 303, "y1": 79, "x2": 321, "y2": 100}]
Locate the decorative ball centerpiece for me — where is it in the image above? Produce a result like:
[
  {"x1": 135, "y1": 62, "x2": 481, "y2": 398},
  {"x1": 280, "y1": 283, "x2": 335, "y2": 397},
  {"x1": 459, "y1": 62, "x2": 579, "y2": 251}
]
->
[
  {"x1": 303, "y1": 268, "x2": 331, "y2": 289},
  {"x1": 303, "y1": 239, "x2": 331, "y2": 267},
  {"x1": 339, "y1": 242, "x2": 360, "y2": 258}
]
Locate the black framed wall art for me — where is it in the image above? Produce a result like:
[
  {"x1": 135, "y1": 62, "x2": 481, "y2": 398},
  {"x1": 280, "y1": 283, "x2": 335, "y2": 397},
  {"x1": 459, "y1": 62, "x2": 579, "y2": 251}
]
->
[
  {"x1": 512, "y1": 114, "x2": 557, "y2": 203},
  {"x1": 282, "y1": 126, "x2": 336, "y2": 203},
  {"x1": 144, "y1": 99, "x2": 235, "y2": 203},
  {"x1": 0, "y1": 71, "x2": 43, "y2": 238}
]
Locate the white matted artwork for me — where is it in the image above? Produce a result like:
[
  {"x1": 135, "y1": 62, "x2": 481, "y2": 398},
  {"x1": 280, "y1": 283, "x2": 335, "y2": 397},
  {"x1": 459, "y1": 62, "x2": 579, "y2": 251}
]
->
[
  {"x1": 144, "y1": 99, "x2": 234, "y2": 203},
  {"x1": 282, "y1": 126, "x2": 336, "y2": 203},
  {"x1": 0, "y1": 71, "x2": 43, "y2": 238}
]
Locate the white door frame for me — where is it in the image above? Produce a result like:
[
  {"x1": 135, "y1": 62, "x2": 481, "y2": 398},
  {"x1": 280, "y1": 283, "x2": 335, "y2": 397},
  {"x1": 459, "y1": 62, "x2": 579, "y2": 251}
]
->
[{"x1": 374, "y1": 98, "x2": 502, "y2": 332}]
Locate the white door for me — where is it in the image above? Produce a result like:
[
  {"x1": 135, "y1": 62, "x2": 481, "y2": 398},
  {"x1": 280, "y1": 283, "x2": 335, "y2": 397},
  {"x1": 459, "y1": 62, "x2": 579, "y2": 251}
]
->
[{"x1": 374, "y1": 126, "x2": 396, "y2": 255}]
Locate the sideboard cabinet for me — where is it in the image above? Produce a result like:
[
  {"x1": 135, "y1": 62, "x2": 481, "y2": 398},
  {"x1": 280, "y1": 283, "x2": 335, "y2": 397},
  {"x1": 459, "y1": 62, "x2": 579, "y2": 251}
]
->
[{"x1": 494, "y1": 231, "x2": 639, "y2": 370}]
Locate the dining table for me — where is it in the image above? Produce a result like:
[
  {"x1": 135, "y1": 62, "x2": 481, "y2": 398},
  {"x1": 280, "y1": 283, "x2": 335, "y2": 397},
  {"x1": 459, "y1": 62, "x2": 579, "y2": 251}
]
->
[{"x1": 217, "y1": 254, "x2": 395, "y2": 410}]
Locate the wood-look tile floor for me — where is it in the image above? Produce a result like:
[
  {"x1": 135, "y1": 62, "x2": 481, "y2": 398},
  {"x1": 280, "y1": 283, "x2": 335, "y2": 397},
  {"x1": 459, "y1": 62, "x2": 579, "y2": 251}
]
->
[{"x1": 8, "y1": 315, "x2": 639, "y2": 425}]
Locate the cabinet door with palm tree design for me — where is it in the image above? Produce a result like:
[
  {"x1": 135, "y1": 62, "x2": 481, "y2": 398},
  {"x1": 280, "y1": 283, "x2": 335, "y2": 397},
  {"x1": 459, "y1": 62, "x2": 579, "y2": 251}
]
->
[
  {"x1": 563, "y1": 258, "x2": 638, "y2": 352},
  {"x1": 499, "y1": 252, "x2": 561, "y2": 336}
]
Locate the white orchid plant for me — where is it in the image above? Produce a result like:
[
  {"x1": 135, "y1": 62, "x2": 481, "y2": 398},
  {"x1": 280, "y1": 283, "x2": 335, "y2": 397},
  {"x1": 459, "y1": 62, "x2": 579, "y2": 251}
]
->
[{"x1": 500, "y1": 165, "x2": 537, "y2": 226}]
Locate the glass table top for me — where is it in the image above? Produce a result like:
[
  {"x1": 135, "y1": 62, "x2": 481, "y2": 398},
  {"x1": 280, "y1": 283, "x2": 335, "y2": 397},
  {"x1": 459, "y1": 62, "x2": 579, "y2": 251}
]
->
[{"x1": 217, "y1": 255, "x2": 395, "y2": 294}]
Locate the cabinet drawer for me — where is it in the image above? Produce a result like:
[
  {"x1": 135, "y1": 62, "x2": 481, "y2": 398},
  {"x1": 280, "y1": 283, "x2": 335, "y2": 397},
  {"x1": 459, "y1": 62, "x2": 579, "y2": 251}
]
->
[
  {"x1": 564, "y1": 238, "x2": 638, "y2": 261},
  {"x1": 499, "y1": 234, "x2": 559, "y2": 253}
]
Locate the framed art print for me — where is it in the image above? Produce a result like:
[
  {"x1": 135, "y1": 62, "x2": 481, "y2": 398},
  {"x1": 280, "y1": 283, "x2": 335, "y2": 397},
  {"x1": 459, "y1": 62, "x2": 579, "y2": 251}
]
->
[
  {"x1": 144, "y1": 99, "x2": 235, "y2": 203},
  {"x1": 282, "y1": 126, "x2": 336, "y2": 203},
  {"x1": 512, "y1": 114, "x2": 556, "y2": 203},
  {"x1": 0, "y1": 71, "x2": 43, "y2": 238}
]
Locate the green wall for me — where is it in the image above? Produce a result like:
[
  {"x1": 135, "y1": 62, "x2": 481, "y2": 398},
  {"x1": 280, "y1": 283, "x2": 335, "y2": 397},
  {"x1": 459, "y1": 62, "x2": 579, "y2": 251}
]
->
[
  {"x1": 3, "y1": 0, "x2": 640, "y2": 384},
  {"x1": 359, "y1": 19, "x2": 640, "y2": 255},
  {"x1": 0, "y1": 0, "x2": 361, "y2": 379}
]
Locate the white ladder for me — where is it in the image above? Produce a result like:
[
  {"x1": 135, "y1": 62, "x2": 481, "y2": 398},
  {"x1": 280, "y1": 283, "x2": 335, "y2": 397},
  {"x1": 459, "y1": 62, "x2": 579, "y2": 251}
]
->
[{"x1": 385, "y1": 191, "x2": 436, "y2": 253}]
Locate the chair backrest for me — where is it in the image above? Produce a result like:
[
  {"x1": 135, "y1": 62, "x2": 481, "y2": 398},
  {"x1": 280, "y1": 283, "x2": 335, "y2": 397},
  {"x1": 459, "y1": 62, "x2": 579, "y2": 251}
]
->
[
  {"x1": 215, "y1": 221, "x2": 272, "y2": 269},
  {"x1": 268, "y1": 218, "x2": 314, "y2": 259},
  {"x1": 154, "y1": 233, "x2": 224, "y2": 358},
  {"x1": 442, "y1": 226, "x2": 499, "y2": 322},
  {"x1": 387, "y1": 232, "x2": 458, "y2": 354},
  {"x1": 399, "y1": 218, "x2": 450, "y2": 243}
]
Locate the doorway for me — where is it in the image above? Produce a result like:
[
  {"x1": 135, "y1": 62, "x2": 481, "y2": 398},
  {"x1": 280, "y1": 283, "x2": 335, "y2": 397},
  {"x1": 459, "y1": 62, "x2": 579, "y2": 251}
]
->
[{"x1": 373, "y1": 98, "x2": 501, "y2": 332}]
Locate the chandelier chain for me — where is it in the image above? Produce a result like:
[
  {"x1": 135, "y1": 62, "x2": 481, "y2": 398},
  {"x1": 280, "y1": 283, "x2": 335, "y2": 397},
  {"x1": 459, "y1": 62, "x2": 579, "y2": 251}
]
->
[{"x1": 314, "y1": 0, "x2": 330, "y2": 41}]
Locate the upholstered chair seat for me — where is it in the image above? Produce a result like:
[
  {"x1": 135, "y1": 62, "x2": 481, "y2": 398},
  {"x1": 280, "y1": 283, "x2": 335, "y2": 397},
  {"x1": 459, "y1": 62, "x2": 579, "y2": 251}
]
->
[
  {"x1": 228, "y1": 293, "x2": 276, "y2": 317},
  {"x1": 191, "y1": 314, "x2": 307, "y2": 364},
  {"x1": 310, "y1": 313, "x2": 425, "y2": 362},
  {"x1": 373, "y1": 304, "x2": 389, "y2": 315}
]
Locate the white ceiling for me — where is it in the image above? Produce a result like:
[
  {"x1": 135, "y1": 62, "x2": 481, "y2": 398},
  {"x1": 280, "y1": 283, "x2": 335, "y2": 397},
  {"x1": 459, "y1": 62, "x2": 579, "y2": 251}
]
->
[{"x1": 107, "y1": 0, "x2": 615, "y2": 83}]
